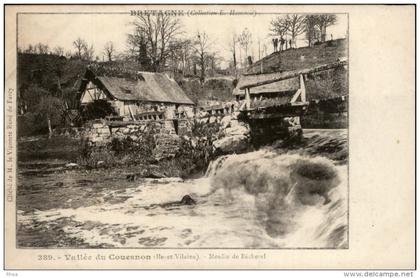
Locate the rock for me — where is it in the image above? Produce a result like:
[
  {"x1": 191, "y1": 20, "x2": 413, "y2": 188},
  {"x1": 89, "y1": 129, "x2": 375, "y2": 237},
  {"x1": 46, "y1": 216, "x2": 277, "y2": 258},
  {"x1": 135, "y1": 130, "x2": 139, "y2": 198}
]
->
[
  {"x1": 89, "y1": 136, "x2": 100, "y2": 142},
  {"x1": 220, "y1": 115, "x2": 232, "y2": 129},
  {"x1": 65, "y1": 163, "x2": 78, "y2": 168},
  {"x1": 158, "y1": 194, "x2": 197, "y2": 208},
  {"x1": 126, "y1": 174, "x2": 137, "y2": 181},
  {"x1": 180, "y1": 195, "x2": 196, "y2": 205},
  {"x1": 209, "y1": 116, "x2": 217, "y2": 124},
  {"x1": 190, "y1": 138, "x2": 197, "y2": 148},
  {"x1": 224, "y1": 124, "x2": 250, "y2": 137},
  {"x1": 145, "y1": 170, "x2": 167, "y2": 179},
  {"x1": 92, "y1": 123, "x2": 104, "y2": 129},
  {"x1": 213, "y1": 134, "x2": 249, "y2": 154},
  {"x1": 98, "y1": 127, "x2": 110, "y2": 135},
  {"x1": 231, "y1": 111, "x2": 241, "y2": 120},
  {"x1": 54, "y1": 182, "x2": 64, "y2": 187},
  {"x1": 197, "y1": 118, "x2": 208, "y2": 124}
]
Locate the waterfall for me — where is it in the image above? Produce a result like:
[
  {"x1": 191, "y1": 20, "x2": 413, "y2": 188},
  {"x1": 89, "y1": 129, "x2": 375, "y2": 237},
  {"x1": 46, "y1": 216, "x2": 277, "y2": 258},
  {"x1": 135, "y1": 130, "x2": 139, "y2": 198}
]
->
[{"x1": 203, "y1": 147, "x2": 348, "y2": 248}]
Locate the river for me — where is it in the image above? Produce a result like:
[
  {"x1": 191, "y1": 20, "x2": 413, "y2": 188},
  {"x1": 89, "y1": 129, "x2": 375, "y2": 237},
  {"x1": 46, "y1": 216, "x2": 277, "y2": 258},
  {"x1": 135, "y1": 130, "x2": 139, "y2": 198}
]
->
[{"x1": 17, "y1": 129, "x2": 348, "y2": 249}]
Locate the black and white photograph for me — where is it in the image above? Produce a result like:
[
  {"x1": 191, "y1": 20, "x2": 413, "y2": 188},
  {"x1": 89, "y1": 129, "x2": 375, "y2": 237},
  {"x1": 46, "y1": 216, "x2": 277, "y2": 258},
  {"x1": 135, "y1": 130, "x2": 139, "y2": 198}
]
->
[
  {"x1": 15, "y1": 9, "x2": 349, "y2": 249},
  {"x1": 4, "y1": 4, "x2": 415, "y2": 271}
]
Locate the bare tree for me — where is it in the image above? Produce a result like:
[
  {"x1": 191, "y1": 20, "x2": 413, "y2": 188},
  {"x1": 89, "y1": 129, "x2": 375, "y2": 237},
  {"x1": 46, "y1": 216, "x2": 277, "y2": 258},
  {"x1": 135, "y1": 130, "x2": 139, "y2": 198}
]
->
[
  {"x1": 53, "y1": 46, "x2": 64, "y2": 56},
  {"x1": 128, "y1": 14, "x2": 182, "y2": 72},
  {"x1": 315, "y1": 14, "x2": 337, "y2": 42},
  {"x1": 35, "y1": 43, "x2": 50, "y2": 54},
  {"x1": 103, "y1": 41, "x2": 115, "y2": 62},
  {"x1": 193, "y1": 31, "x2": 211, "y2": 83},
  {"x1": 207, "y1": 52, "x2": 222, "y2": 77},
  {"x1": 238, "y1": 28, "x2": 253, "y2": 65},
  {"x1": 304, "y1": 15, "x2": 320, "y2": 47},
  {"x1": 73, "y1": 37, "x2": 87, "y2": 59},
  {"x1": 286, "y1": 14, "x2": 306, "y2": 48},
  {"x1": 229, "y1": 34, "x2": 238, "y2": 77},
  {"x1": 83, "y1": 44, "x2": 95, "y2": 61},
  {"x1": 24, "y1": 44, "x2": 35, "y2": 54},
  {"x1": 166, "y1": 39, "x2": 193, "y2": 76},
  {"x1": 270, "y1": 16, "x2": 289, "y2": 38}
]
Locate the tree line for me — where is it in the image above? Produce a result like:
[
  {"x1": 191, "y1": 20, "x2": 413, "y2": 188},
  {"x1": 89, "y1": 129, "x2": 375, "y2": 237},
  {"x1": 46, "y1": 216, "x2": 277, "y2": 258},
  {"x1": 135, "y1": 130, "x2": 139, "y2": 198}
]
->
[
  {"x1": 17, "y1": 13, "x2": 340, "y2": 137},
  {"x1": 19, "y1": 13, "x2": 338, "y2": 81},
  {"x1": 270, "y1": 14, "x2": 337, "y2": 49}
]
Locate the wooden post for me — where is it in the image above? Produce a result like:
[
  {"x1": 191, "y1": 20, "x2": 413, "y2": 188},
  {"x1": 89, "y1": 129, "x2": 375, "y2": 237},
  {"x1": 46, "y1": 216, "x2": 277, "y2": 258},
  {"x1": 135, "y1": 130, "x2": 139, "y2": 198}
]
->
[
  {"x1": 245, "y1": 88, "x2": 251, "y2": 110},
  {"x1": 300, "y1": 74, "x2": 306, "y2": 102},
  {"x1": 128, "y1": 105, "x2": 135, "y2": 121}
]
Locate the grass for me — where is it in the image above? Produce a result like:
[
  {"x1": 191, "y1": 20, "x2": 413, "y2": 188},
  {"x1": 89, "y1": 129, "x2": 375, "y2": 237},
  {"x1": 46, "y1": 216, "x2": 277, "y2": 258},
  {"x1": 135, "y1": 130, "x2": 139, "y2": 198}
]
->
[{"x1": 248, "y1": 39, "x2": 347, "y2": 74}]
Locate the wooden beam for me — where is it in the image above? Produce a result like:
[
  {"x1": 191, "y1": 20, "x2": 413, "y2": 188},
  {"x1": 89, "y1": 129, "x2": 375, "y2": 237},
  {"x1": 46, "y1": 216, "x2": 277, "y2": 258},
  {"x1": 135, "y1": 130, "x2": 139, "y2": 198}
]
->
[
  {"x1": 300, "y1": 74, "x2": 306, "y2": 102},
  {"x1": 290, "y1": 89, "x2": 302, "y2": 103},
  {"x1": 245, "y1": 88, "x2": 251, "y2": 110}
]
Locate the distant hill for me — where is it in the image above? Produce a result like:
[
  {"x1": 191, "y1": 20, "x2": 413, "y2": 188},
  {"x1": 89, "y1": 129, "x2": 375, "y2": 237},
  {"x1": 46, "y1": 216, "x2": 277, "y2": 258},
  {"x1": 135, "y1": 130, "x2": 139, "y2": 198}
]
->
[{"x1": 247, "y1": 38, "x2": 347, "y2": 75}]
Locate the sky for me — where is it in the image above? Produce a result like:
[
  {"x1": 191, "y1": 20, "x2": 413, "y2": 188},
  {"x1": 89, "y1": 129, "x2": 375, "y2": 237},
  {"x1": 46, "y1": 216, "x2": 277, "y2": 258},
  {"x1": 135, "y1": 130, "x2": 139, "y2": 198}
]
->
[{"x1": 18, "y1": 12, "x2": 347, "y2": 67}]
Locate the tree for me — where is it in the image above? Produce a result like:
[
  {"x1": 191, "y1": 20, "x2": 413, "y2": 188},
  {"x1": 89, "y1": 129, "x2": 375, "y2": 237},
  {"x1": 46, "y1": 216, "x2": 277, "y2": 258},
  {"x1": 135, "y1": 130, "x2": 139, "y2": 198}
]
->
[
  {"x1": 286, "y1": 14, "x2": 306, "y2": 48},
  {"x1": 270, "y1": 16, "x2": 289, "y2": 38},
  {"x1": 193, "y1": 31, "x2": 211, "y2": 83},
  {"x1": 83, "y1": 44, "x2": 95, "y2": 61},
  {"x1": 128, "y1": 14, "x2": 182, "y2": 72},
  {"x1": 315, "y1": 14, "x2": 337, "y2": 42},
  {"x1": 178, "y1": 39, "x2": 193, "y2": 76},
  {"x1": 304, "y1": 15, "x2": 320, "y2": 47},
  {"x1": 25, "y1": 44, "x2": 35, "y2": 54},
  {"x1": 35, "y1": 43, "x2": 50, "y2": 54},
  {"x1": 73, "y1": 37, "x2": 87, "y2": 59},
  {"x1": 228, "y1": 34, "x2": 238, "y2": 76},
  {"x1": 53, "y1": 46, "x2": 64, "y2": 56},
  {"x1": 206, "y1": 52, "x2": 222, "y2": 77},
  {"x1": 32, "y1": 95, "x2": 64, "y2": 138},
  {"x1": 103, "y1": 41, "x2": 115, "y2": 62},
  {"x1": 238, "y1": 28, "x2": 252, "y2": 66},
  {"x1": 166, "y1": 39, "x2": 192, "y2": 76}
]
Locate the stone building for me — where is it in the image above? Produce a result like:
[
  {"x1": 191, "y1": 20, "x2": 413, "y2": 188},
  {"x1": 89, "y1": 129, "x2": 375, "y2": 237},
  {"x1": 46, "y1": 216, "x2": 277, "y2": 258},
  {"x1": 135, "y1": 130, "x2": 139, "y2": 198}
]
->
[{"x1": 79, "y1": 65, "x2": 195, "y2": 120}]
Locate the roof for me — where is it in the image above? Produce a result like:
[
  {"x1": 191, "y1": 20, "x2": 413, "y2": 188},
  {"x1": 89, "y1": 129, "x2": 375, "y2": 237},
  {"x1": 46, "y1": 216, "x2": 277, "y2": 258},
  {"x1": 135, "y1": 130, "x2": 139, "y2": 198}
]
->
[
  {"x1": 237, "y1": 60, "x2": 347, "y2": 90},
  {"x1": 233, "y1": 77, "x2": 299, "y2": 96},
  {"x1": 82, "y1": 67, "x2": 194, "y2": 105}
]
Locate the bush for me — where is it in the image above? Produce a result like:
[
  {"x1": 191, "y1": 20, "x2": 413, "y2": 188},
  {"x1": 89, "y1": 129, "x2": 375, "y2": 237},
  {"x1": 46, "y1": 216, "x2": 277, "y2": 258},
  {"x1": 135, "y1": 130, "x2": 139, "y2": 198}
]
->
[
  {"x1": 191, "y1": 120, "x2": 221, "y2": 139},
  {"x1": 80, "y1": 100, "x2": 117, "y2": 121}
]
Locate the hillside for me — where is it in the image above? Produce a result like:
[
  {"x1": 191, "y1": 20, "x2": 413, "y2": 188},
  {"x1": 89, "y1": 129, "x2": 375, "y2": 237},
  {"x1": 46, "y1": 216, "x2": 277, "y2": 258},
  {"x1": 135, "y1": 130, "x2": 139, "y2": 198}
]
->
[
  {"x1": 18, "y1": 53, "x2": 88, "y2": 92},
  {"x1": 247, "y1": 38, "x2": 347, "y2": 75},
  {"x1": 177, "y1": 77, "x2": 235, "y2": 105}
]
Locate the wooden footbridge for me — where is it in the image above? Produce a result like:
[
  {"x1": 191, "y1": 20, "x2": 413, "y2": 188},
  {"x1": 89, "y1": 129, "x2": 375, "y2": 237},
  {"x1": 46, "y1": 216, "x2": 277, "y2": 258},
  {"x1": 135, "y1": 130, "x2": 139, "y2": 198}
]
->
[
  {"x1": 233, "y1": 59, "x2": 348, "y2": 144},
  {"x1": 235, "y1": 59, "x2": 348, "y2": 120}
]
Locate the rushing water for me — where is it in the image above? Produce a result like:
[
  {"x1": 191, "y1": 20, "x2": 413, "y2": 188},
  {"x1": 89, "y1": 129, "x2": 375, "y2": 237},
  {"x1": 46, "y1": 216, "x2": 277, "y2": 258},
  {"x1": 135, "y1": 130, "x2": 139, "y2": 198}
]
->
[{"x1": 17, "y1": 129, "x2": 348, "y2": 248}]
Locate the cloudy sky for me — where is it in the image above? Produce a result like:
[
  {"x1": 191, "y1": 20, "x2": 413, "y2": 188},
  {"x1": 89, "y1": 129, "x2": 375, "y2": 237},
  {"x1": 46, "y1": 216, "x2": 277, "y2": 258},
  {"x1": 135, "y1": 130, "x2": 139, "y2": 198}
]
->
[{"x1": 18, "y1": 11, "x2": 347, "y2": 65}]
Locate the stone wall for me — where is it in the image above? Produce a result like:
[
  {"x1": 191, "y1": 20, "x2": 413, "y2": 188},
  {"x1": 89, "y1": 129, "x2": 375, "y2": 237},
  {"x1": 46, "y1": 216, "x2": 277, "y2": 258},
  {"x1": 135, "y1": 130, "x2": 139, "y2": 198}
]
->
[
  {"x1": 83, "y1": 119, "x2": 182, "y2": 145},
  {"x1": 82, "y1": 119, "x2": 195, "y2": 161}
]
